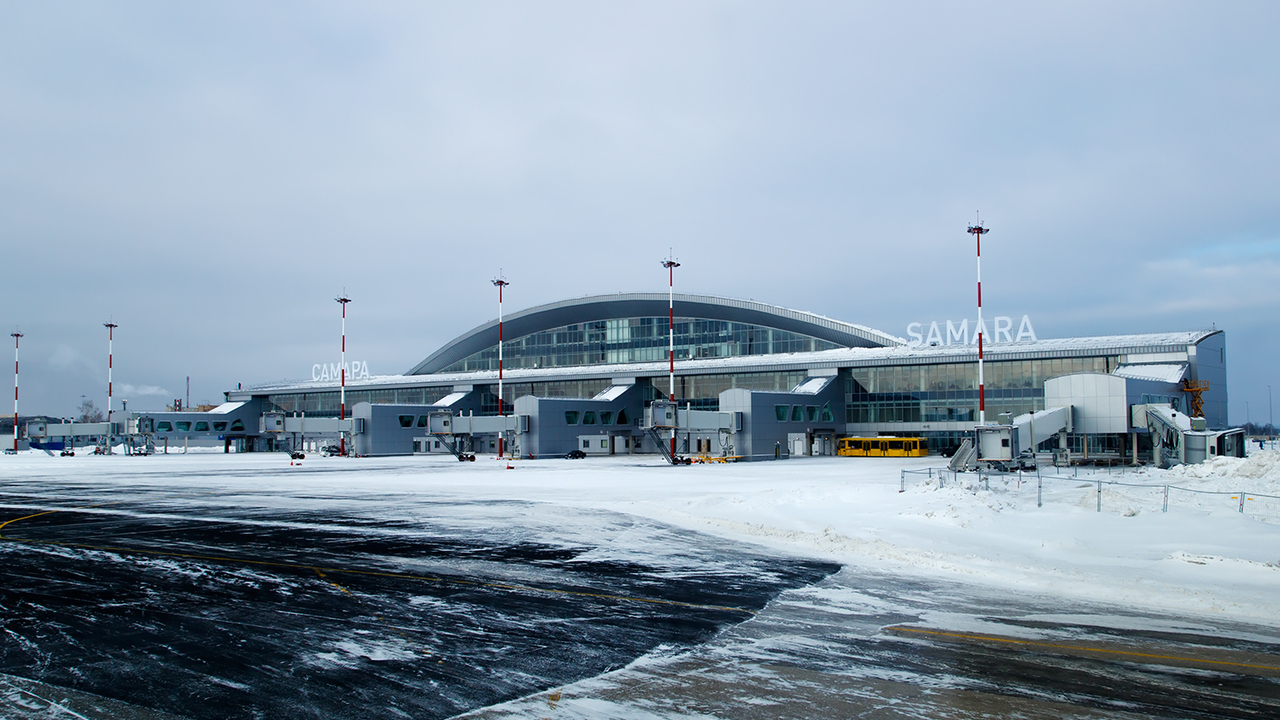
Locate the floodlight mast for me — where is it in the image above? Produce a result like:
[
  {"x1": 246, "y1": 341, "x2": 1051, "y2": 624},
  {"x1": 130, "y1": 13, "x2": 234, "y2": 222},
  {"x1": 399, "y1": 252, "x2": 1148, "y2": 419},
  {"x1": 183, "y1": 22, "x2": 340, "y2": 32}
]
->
[
  {"x1": 967, "y1": 220, "x2": 989, "y2": 426},
  {"x1": 493, "y1": 274, "x2": 510, "y2": 459},
  {"x1": 662, "y1": 253, "x2": 681, "y2": 461},
  {"x1": 336, "y1": 294, "x2": 351, "y2": 456},
  {"x1": 104, "y1": 321, "x2": 118, "y2": 454},
  {"x1": 11, "y1": 331, "x2": 22, "y2": 453}
]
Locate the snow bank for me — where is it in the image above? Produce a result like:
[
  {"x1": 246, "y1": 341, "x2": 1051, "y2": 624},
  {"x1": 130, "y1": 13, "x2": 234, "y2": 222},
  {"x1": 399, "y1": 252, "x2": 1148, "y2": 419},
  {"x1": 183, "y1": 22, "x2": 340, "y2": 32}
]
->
[{"x1": 1166, "y1": 449, "x2": 1280, "y2": 482}]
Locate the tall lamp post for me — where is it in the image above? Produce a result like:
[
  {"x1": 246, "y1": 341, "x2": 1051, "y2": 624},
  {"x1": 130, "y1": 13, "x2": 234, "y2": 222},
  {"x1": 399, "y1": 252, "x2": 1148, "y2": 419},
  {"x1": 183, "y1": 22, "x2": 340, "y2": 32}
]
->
[
  {"x1": 662, "y1": 253, "x2": 681, "y2": 461},
  {"x1": 336, "y1": 294, "x2": 351, "y2": 456},
  {"x1": 104, "y1": 321, "x2": 118, "y2": 453},
  {"x1": 492, "y1": 274, "x2": 510, "y2": 459},
  {"x1": 967, "y1": 220, "x2": 989, "y2": 426},
  {"x1": 11, "y1": 331, "x2": 21, "y2": 453}
]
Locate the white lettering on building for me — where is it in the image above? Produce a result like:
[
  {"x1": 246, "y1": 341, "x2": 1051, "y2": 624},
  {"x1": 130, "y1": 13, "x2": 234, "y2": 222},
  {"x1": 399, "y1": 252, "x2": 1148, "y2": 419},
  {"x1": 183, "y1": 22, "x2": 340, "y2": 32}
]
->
[
  {"x1": 906, "y1": 315, "x2": 1037, "y2": 347},
  {"x1": 311, "y1": 361, "x2": 371, "y2": 382}
]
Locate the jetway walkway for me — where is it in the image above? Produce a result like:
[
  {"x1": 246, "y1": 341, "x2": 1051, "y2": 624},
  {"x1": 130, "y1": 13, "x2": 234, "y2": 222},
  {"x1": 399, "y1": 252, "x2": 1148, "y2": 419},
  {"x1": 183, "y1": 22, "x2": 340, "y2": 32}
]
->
[
  {"x1": 643, "y1": 400, "x2": 741, "y2": 465},
  {"x1": 1134, "y1": 404, "x2": 1244, "y2": 468},
  {"x1": 418, "y1": 410, "x2": 523, "y2": 461},
  {"x1": 975, "y1": 406, "x2": 1072, "y2": 468}
]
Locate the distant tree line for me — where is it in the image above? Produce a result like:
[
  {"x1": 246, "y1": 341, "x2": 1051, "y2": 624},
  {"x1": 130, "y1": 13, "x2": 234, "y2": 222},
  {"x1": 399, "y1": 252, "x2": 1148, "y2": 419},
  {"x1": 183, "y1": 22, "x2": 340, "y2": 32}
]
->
[
  {"x1": 1241, "y1": 421, "x2": 1277, "y2": 437},
  {"x1": 2, "y1": 399, "x2": 106, "y2": 434}
]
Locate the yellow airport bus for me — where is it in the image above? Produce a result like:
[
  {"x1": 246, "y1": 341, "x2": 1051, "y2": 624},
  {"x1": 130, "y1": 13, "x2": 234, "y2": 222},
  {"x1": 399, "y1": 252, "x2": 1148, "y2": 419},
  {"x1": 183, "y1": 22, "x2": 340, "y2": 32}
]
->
[{"x1": 837, "y1": 437, "x2": 929, "y2": 457}]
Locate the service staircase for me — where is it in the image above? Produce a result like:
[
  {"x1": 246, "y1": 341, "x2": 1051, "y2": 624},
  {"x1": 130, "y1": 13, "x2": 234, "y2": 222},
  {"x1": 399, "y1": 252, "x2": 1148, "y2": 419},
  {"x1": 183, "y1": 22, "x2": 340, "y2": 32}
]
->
[
  {"x1": 431, "y1": 433, "x2": 476, "y2": 462},
  {"x1": 947, "y1": 438, "x2": 976, "y2": 472},
  {"x1": 645, "y1": 427, "x2": 687, "y2": 465}
]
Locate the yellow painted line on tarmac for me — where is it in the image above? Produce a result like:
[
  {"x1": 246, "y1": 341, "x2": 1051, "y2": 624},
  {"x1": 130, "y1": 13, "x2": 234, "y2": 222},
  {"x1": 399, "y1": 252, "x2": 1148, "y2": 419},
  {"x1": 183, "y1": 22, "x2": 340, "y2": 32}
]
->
[
  {"x1": 0, "y1": 513, "x2": 758, "y2": 616},
  {"x1": 0, "y1": 500, "x2": 122, "y2": 532},
  {"x1": 0, "y1": 510, "x2": 62, "y2": 532},
  {"x1": 889, "y1": 626, "x2": 1280, "y2": 674},
  {"x1": 313, "y1": 569, "x2": 353, "y2": 596}
]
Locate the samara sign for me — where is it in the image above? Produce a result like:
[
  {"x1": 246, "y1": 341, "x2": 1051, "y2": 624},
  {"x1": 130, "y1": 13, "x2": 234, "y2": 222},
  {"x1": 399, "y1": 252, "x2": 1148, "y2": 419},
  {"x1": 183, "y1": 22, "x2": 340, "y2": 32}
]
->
[
  {"x1": 906, "y1": 315, "x2": 1037, "y2": 347},
  {"x1": 312, "y1": 361, "x2": 371, "y2": 382}
]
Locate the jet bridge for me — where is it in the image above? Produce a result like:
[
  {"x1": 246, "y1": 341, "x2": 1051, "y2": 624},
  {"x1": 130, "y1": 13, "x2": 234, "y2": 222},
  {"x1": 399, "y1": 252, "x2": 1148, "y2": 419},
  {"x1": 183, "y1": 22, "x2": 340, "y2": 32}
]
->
[
  {"x1": 975, "y1": 406, "x2": 1072, "y2": 468},
  {"x1": 1133, "y1": 404, "x2": 1244, "y2": 468},
  {"x1": 642, "y1": 400, "x2": 742, "y2": 464},
  {"x1": 414, "y1": 410, "x2": 525, "y2": 461}
]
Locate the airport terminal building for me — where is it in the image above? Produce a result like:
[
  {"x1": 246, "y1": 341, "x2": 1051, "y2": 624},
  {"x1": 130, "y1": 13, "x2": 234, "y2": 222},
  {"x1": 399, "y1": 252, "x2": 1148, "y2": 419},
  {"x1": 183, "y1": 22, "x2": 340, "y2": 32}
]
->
[{"x1": 205, "y1": 293, "x2": 1230, "y2": 462}]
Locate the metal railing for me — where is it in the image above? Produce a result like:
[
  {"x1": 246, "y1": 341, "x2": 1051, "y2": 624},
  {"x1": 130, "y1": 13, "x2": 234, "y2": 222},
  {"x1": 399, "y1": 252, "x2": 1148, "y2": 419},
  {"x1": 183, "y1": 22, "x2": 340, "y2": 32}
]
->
[{"x1": 899, "y1": 463, "x2": 1280, "y2": 519}]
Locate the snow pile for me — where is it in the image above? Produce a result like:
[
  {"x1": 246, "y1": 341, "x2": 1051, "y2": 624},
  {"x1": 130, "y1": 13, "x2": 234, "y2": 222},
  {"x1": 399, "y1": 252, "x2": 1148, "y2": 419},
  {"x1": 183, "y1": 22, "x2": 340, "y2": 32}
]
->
[{"x1": 1164, "y1": 450, "x2": 1280, "y2": 495}]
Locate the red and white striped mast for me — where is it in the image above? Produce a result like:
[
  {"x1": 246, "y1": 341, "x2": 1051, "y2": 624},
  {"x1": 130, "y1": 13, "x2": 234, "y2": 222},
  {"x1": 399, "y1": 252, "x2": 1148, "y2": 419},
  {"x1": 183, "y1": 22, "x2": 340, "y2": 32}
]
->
[
  {"x1": 104, "y1": 321, "x2": 118, "y2": 453},
  {"x1": 492, "y1": 273, "x2": 509, "y2": 458},
  {"x1": 336, "y1": 293, "x2": 351, "y2": 456},
  {"x1": 11, "y1": 330, "x2": 22, "y2": 453},
  {"x1": 967, "y1": 218, "x2": 989, "y2": 426},
  {"x1": 662, "y1": 252, "x2": 681, "y2": 460}
]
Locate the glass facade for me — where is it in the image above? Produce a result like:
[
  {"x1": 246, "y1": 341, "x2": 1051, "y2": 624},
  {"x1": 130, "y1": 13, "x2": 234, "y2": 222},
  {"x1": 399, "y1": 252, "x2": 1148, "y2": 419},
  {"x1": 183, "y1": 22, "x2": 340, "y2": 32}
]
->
[
  {"x1": 644, "y1": 371, "x2": 810, "y2": 411},
  {"x1": 265, "y1": 387, "x2": 454, "y2": 417},
  {"x1": 496, "y1": 379, "x2": 615, "y2": 411},
  {"x1": 845, "y1": 356, "x2": 1115, "y2": 424},
  {"x1": 441, "y1": 317, "x2": 840, "y2": 373}
]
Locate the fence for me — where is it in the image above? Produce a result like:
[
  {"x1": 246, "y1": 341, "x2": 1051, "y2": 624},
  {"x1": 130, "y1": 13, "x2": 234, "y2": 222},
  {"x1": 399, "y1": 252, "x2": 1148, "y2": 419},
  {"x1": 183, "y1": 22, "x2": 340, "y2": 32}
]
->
[{"x1": 899, "y1": 464, "x2": 1280, "y2": 520}]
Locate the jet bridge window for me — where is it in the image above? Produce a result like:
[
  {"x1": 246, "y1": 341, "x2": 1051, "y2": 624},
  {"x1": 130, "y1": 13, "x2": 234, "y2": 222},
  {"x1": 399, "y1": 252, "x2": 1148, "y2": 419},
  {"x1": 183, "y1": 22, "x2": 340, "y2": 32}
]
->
[
  {"x1": 213, "y1": 422, "x2": 227, "y2": 432},
  {"x1": 156, "y1": 422, "x2": 173, "y2": 432},
  {"x1": 194, "y1": 422, "x2": 209, "y2": 432},
  {"x1": 230, "y1": 420, "x2": 245, "y2": 431},
  {"x1": 176, "y1": 422, "x2": 192, "y2": 431}
]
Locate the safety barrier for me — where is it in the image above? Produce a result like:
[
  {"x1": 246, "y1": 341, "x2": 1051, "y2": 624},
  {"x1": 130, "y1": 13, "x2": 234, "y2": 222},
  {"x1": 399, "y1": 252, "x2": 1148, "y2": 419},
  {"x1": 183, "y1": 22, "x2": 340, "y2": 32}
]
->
[{"x1": 899, "y1": 465, "x2": 1280, "y2": 518}]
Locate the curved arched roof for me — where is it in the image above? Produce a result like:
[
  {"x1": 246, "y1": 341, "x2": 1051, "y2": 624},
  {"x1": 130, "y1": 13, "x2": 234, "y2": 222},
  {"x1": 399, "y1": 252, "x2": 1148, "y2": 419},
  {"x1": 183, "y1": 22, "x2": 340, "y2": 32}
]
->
[{"x1": 408, "y1": 293, "x2": 904, "y2": 375}]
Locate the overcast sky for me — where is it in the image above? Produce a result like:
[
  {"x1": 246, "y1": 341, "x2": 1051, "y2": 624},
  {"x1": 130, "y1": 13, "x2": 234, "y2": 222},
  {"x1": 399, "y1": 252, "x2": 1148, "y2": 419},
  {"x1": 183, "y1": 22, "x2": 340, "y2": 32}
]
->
[{"x1": 2, "y1": 1, "x2": 1278, "y2": 424}]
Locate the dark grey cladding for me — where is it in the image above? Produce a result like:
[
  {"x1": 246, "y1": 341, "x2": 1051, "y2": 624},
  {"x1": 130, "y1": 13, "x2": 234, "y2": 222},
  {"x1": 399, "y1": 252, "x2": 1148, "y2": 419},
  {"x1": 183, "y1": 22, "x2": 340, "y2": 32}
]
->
[{"x1": 408, "y1": 293, "x2": 904, "y2": 375}]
